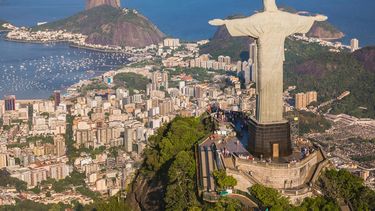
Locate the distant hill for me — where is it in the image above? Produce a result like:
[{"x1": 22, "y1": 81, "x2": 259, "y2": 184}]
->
[
  {"x1": 307, "y1": 21, "x2": 344, "y2": 40},
  {"x1": 278, "y1": 7, "x2": 344, "y2": 40},
  {"x1": 33, "y1": 5, "x2": 165, "y2": 48},
  {"x1": 201, "y1": 10, "x2": 344, "y2": 61},
  {"x1": 200, "y1": 15, "x2": 254, "y2": 61},
  {"x1": 86, "y1": 0, "x2": 120, "y2": 10}
]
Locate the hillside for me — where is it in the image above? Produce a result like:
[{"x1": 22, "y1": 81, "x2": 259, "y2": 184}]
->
[
  {"x1": 200, "y1": 15, "x2": 253, "y2": 61},
  {"x1": 353, "y1": 46, "x2": 375, "y2": 73},
  {"x1": 200, "y1": 24, "x2": 342, "y2": 62},
  {"x1": 33, "y1": 5, "x2": 165, "y2": 48},
  {"x1": 86, "y1": 0, "x2": 120, "y2": 10},
  {"x1": 200, "y1": 10, "x2": 344, "y2": 61},
  {"x1": 279, "y1": 7, "x2": 344, "y2": 40},
  {"x1": 284, "y1": 39, "x2": 375, "y2": 118},
  {"x1": 307, "y1": 21, "x2": 344, "y2": 40}
]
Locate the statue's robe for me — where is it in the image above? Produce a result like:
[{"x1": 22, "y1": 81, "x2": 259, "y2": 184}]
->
[{"x1": 224, "y1": 11, "x2": 316, "y2": 123}]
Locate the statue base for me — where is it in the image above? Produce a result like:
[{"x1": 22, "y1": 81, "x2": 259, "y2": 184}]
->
[{"x1": 248, "y1": 117, "x2": 292, "y2": 158}]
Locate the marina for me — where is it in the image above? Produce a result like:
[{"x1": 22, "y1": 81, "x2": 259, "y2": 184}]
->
[{"x1": 0, "y1": 34, "x2": 129, "y2": 99}]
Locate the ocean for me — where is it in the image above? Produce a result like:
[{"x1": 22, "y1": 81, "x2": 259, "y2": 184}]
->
[{"x1": 0, "y1": 0, "x2": 374, "y2": 98}]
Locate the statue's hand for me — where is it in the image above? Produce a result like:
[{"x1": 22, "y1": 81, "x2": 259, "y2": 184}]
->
[
  {"x1": 314, "y1": 14, "x2": 328, "y2": 22},
  {"x1": 209, "y1": 19, "x2": 226, "y2": 26}
]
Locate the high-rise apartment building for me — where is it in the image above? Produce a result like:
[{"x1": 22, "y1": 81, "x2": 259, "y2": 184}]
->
[
  {"x1": 350, "y1": 38, "x2": 359, "y2": 52},
  {"x1": 54, "y1": 90, "x2": 61, "y2": 107},
  {"x1": 4, "y1": 95, "x2": 16, "y2": 111},
  {"x1": 295, "y1": 91, "x2": 318, "y2": 110},
  {"x1": 54, "y1": 135, "x2": 66, "y2": 157},
  {"x1": 295, "y1": 93, "x2": 307, "y2": 110},
  {"x1": 306, "y1": 91, "x2": 318, "y2": 105}
]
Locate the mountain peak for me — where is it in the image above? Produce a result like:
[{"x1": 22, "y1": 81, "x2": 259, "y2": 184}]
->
[{"x1": 86, "y1": 0, "x2": 121, "y2": 10}]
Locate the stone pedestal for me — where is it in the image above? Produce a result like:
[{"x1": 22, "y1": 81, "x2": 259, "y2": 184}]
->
[{"x1": 248, "y1": 117, "x2": 292, "y2": 158}]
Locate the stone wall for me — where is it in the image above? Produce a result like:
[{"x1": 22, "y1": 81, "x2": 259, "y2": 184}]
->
[{"x1": 235, "y1": 152, "x2": 319, "y2": 189}]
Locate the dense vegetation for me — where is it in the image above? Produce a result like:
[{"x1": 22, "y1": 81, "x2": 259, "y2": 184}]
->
[
  {"x1": 319, "y1": 169, "x2": 375, "y2": 210},
  {"x1": 285, "y1": 110, "x2": 332, "y2": 135},
  {"x1": 38, "y1": 170, "x2": 100, "y2": 200},
  {"x1": 0, "y1": 200, "x2": 69, "y2": 211},
  {"x1": 0, "y1": 196, "x2": 130, "y2": 211},
  {"x1": 128, "y1": 115, "x2": 242, "y2": 210},
  {"x1": 250, "y1": 184, "x2": 339, "y2": 210},
  {"x1": 113, "y1": 72, "x2": 150, "y2": 93},
  {"x1": 140, "y1": 116, "x2": 211, "y2": 210},
  {"x1": 7, "y1": 135, "x2": 54, "y2": 149},
  {"x1": 166, "y1": 67, "x2": 227, "y2": 83},
  {"x1": 65, "y1": 114, "x2": 77, "y2": 163},
  {"x1": 0, "y1": 169, "x2": 27, "y2": 192},
  {"x1": 83, "y1": 196, "x2": 131, "y2": 211},
  {"x1": 250, "y1": 169, "x2": 375, "y2": 210},
  {"x1": 212, "y1": 170, "x2": 237, "y2": 191},
  {"x1": 80, "y1": 79, "x2": 109, "y2": 95},
  {"x1": 249, "y1": 184, "x2": 292, "y2": 210},
  {"x1": 284, "y1": 39, "x2": 375, "y2": 118}
]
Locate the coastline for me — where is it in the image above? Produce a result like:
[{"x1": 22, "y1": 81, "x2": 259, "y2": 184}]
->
[
  {"x1": 3, "y1": 37, "x2": 70, "y2": 44},
  {"x1": 3, "y1": 36, "x2": 131, "y2": 54},
  {"x1": 69, "y1": 44, "x2": 127, "y2": 54}
]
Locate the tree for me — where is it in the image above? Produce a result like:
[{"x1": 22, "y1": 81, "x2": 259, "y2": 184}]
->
[
  {"x1": 0, "y1": 169, "x2": 27, "y2": 192},
  {"x1": 291, "y1": 196, "x2": 339, "y2": 211},
  {"x1": 204, "y1": 197, "x2": 242, "y2": 211},
  {"x1": 249, "y1": 184, "x2": 291, "y2": 210},
  {"x1": 212, "y1": 170, "x2": 237, "y2": 191},
  {"x1": 46, "y1": 191, "x2": 51, "y2": 197},
  {"x1": 319, "y1": 169, "x2": 375, "y2": 210},
  {"x1": 135, "y1": 115, "x2": 214, "y2": 210},
  {"x1": 164, "y1": 151, "x2": 199, "y2": 211},
  {"x1": 85, "y1": 196, "x2": 130, "y2": 211}
]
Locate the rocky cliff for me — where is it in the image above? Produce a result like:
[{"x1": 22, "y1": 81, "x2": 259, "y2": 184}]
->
[
  {"x1": 34, "y1": 5, "x2": 165, "y2": 48},
  {"x1": 126, "y1": 173, "x2": 165, "y2": 211},
  {"x1": 307, "y1": 21, "x2": 344, "y2": 40},
  {"x1": 279, "y1": 7, "x2": 344, "y2": 40},
  {"x1": 86, "y1": 0, "x2": 120, "y2": 10}
]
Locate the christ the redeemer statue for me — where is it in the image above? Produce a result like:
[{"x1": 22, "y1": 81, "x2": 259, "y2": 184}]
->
[{"x1": 209, "y1": 0, "x2": 327, "y2": 124}]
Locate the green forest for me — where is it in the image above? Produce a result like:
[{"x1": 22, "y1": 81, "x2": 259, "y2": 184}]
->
[
  {"x1": 250, "y1": 169, "x2": 375, "y2": 210},
  {"x1": 113, "y1": 72, "x2": 150, "y2": 93}
]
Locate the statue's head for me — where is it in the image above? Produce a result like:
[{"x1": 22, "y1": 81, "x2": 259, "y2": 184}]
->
[{"x1": 263, "y1": 0, "x2": 278, "y2": 12}]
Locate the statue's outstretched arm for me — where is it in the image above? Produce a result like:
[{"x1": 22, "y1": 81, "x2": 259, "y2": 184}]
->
[
  {"x1": 209, "y1": 17, "x2": 259, "y2": 38},
  {"x1": 209, "y1": 19, "x2": 226, "y2": 26},
  {"x1": 314, "y1": 14, "x2": 328, "y2": 22}
]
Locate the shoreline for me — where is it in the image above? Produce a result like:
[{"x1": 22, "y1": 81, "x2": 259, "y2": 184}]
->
[
  {"x1": 3, "y1": 37, "x2": 70, "y2": 45},
  {"x1": 3, "y1": 36, "x2": 129, "y2": 54},
  {"x1": 69, "y1": 44, "x2": 127, "y2": 54}
]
